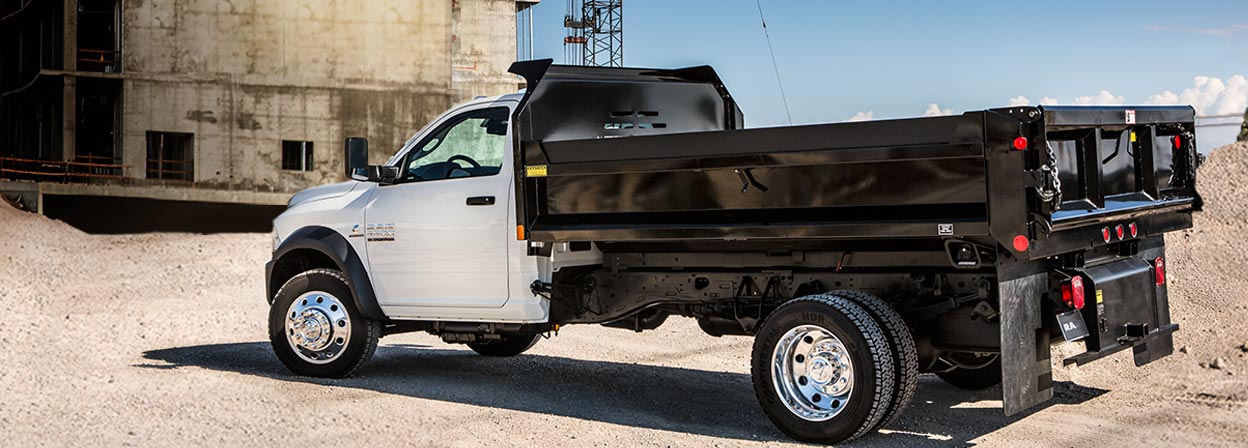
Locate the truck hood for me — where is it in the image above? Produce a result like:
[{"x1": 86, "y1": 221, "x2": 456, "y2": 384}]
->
[{"x1": 287, "y1": 181, "x2": 360, "y2": 208}]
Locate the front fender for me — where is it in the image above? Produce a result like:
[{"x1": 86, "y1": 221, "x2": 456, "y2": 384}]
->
[{"x1": 267, "y1": 226, "x2": 386, "y2": 320}]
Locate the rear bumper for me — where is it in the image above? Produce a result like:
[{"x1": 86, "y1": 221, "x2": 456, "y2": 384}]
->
[{"x1": 1062, "y1": 322, "x2": 1177, "y2": 367}]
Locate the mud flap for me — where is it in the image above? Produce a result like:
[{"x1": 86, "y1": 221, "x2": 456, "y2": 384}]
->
[{"x1": 997, "y1": 261, "x2": 1053, "y2": 415}]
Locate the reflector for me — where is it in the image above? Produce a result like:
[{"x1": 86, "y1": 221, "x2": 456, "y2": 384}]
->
[
  {"x1": 1012, "y1": 234, "x2": 1029, "y2": 252},
  {"x1": 1012, "y1": 136, "x2": 1028, "y2": 151}
]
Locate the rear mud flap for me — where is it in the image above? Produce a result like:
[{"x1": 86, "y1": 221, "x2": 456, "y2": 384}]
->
[{"x1": 997, "y1": 262, "x2": 1053, "y2": 415}]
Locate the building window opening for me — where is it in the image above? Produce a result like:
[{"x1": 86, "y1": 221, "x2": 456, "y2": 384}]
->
[
  {"x1": 146, "y1": 131, "x2": 193, "y2": 181},
  {"x1": 75, "y1": 77, "x2": 123, "y2": 177},
  {"x1": 77, "y1": 0, "x2": 122, "y2": 73},
  {"x1": 281, "y1": 141, "x2": 314, "y2": 171}
]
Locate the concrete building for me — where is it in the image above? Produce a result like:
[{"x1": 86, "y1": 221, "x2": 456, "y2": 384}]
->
[{"x1": 1, "y1": 0, "x2": 536, "y2": 230}]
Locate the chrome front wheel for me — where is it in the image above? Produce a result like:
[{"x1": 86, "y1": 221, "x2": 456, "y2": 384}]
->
[
  {"x1": 285, "y1": 291, "x2": 352, "y2": 364},
  {"x1": 771, "y1": 324, "x2": 855, "y2": 421}
]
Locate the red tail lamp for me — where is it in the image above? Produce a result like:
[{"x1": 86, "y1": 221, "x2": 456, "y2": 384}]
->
[
  {"x1": 1061, "y1": 275, "x2": 1086, "y2": 309},
  {"x1": 1172, "y1": 135, "x2": 1183, "y2": 150},
  {"x1": 1101, "y1": 227, "x2": 1111, "y2": 243},
  {"x1": 1155, "y1": 257, "x2": 1166, "y2": 285},
  {"x1": 1012, "y1": 136, "x2": 1029, "y2": 151},
  {"x1": 1012, "y1": 234, "x2": 1030, "y2": 252},
  {"x1": 1115, "y1": 224, "x2": 1125, "y2": 240},
  {"x1": 1129, "y1": 222, "x2": 1139, "y2": 238}
]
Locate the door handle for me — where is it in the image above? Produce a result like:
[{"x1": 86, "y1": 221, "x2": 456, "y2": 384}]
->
[{"x1": 466, "y1": 196, "x2": 495, "y2": 206}]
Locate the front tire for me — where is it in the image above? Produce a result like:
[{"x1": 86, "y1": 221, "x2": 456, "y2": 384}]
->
[
  {"x1": 269, "y1": 268, "x2": 380, "y2": 378},
  {"x1": 467, "y1": 333, "x2": 540, "y2": 357},
  {"x1": 751, "y1": 294, "x2": 897, "y2": 444}
]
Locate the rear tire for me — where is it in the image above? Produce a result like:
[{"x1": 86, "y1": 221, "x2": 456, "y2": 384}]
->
[
  {"x1": 269, "y1": 268, "x2": 380, "y2": 378},
  {"x1": 829, "y1": 290, "x2": 918, "y2": 429},
  {"x1": 467, "y1": 333, "x2": 540, "y2": 357},
  {"x1": 935, "y1": 355, "x2": 1002, "y2": 390},
  {"x1": 751, "y1": 294, "x2": 896, "y2": 444}
]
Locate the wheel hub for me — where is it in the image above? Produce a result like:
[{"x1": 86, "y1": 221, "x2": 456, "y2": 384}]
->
[
  {"x1": 771, "y1": 325, "x2": 855, "y2": 421},
  {"x1": 292, "y1": 310, "x2": 332, "y2": 351},
  {"x1": 284, "y1": 292, "x2": 352, "y2": 364}
]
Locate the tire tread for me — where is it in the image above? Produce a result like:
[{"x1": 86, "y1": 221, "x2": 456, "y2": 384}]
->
[{"x1": 829, "y1": 289, "x2": 918, "y2": 429}]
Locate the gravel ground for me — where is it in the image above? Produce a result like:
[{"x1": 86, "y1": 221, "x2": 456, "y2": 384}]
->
[{"x1": 2, "y1": 144, "x2": 1246, "y2": 447}]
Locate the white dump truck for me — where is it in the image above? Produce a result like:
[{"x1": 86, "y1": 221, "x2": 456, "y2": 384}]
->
[{"x1": 266, "y1": 60, "x2": 1200, "y2": 443}]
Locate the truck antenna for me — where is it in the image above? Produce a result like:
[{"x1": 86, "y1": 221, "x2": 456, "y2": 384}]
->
[{"x1": 755, "y1": 0, "x2": 792, "y2": 125}]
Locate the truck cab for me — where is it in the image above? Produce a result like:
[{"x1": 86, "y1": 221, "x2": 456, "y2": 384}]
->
[{"x1": 270, "y1": 94, "x2": 550, "y2": 326}]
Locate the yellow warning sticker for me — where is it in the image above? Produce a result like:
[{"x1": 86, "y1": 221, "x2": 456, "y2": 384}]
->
[
  {"x1": 1130, "y1": 131, "x2": 1137, "y2": 143},
  {"x1": 1096, "y1": 289, "x2": 1104, "y2": 304},
  {"x1": 525, "y1": 165, "x2": 548, "y2": 177}
]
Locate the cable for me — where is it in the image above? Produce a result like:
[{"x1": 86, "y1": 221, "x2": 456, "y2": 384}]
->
[{"x1": 755, "y1": 0, "x2": 792, "y2": 125}]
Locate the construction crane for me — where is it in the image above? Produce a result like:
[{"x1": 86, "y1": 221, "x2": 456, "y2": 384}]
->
[{"x1": 563, "y1": 0, "x2": 622, "y2": 67}]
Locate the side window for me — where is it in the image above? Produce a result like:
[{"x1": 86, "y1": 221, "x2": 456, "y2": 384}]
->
[{"x1": 403, "y1": 107, "x2": 509, "y2": 182}]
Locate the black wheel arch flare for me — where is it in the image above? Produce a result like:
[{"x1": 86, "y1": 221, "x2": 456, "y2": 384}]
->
[{"x1": 265, "y1": 225, "x2": 386, "y2": 321}]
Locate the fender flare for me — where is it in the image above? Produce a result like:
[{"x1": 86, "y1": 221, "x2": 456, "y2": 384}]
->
[{"x1": 266, "y1": 225, "x2": 387, "y2": 320}]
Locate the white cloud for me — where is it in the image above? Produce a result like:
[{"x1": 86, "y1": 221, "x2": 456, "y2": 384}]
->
[
  {"x1": 1039, "y1": 97, "x2": 1059, "y2": 105},
  {"x1": 923, "y1": 103, "x2": 953, "y2": 117},
  {"x1": 1007, "y1": 96, "x2": 1030, "y2": 106},
  {"x1": 1073, "y1": 90, "x2": 1125, "y2": 105},
  {"x1": 1145, "y1": 75, "x2": 1247, "y2": 116},
  {"x1": 847, "y1": 111, "x2": 874, "y2": 122}
]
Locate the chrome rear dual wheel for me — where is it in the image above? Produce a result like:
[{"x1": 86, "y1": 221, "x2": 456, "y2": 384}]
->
[
  {"x1": 771, "y1": 325, "x2": 854, "y2": 421},
  {"x1": 751, "y1": 292, "x2": 916, "y2": 445}
]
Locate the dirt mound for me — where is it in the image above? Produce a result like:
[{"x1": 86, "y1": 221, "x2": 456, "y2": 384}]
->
[{"x1": 0, "y1": 200, "x2": 87, "y2": 291}]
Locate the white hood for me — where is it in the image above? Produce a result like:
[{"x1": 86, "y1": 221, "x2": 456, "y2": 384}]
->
[{"x1": 286, "y1": 181, "x2": 360, "y2": 208}]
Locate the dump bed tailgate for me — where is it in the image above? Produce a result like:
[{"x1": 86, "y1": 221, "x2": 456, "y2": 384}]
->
[{"x1": 1022, "y1": 106, "x2": 1201, "y2": 258}]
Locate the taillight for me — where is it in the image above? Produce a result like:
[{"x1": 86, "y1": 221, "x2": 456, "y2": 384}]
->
[
  {"x1": 1129, "y1": 222, "x2": 1138, "y2": 238},
  {"x1": 1101, "y1": 227, "x2": 1111, "y2": 243},
  {"x1": 1115, "y1": 224, "x2": 1125, "y2": 240},
  {"x1": 1155, "y1": 257, "x2": 1166, "y2": 285},
  {"x1": 1061, "y1": 276, "x2": 1086, "y2": 309},
  {"x1": 1013, "y1": 136, "x2": 1029, "y2": 151},
  {"x1": 1172, "y1": 135, "x2": 1182, "y2": 150}
]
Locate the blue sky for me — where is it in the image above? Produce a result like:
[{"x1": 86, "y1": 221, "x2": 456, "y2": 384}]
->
[{"x1": 526, "y1": 0, "x2": 1247, "y2": 147}]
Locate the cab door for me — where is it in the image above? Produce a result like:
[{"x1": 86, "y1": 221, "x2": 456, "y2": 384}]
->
[{"x1": 364, "y1": 105, "x2": 513, "y2": 309}]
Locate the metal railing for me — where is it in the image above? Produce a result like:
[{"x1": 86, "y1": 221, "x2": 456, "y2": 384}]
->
[
  {"x1": 77, "y1": 48, "x2": 122, "y2": 73},
  {"x1": 0, "y1": 156, "x2": 131, "y2": 182},
  {"x1": 145, "y1": 158, "x2": 194, "y2": 181}
]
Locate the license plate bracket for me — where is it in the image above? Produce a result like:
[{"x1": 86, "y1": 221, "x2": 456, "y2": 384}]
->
[{"x1": 1056, "y1": 309, "x2": 1089, "y2": 342}]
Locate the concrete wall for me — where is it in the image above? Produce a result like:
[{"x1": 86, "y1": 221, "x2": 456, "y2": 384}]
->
[{"x1": 117, "y1": 0, "x2": 523, "y2": 192}]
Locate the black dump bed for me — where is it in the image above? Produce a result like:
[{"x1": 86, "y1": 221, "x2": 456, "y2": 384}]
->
[{"x1": 510, "y1": 60, "x2": 1201, "y2": 258}]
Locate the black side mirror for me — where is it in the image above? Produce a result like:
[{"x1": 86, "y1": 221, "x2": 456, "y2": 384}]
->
[{"x1": 345, "y1": 137, "x2": 369, "y2": 180}]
